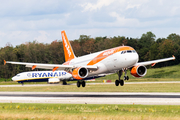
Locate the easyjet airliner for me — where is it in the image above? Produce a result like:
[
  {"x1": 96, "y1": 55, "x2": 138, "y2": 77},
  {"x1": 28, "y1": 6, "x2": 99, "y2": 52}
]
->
[{"x1": 5, "y1": 31, "x2": 175, "y2": 87}]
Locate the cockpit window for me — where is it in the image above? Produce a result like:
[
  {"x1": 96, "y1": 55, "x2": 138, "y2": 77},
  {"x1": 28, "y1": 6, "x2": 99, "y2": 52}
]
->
[
  {"x1": 127, "y1": 50, "x2": 132, "y2": 53},
  {"x1": 16, "y1": 75, "x2": 20, "y2": 77},
  {"x1": 121, "y1": 51, "x2": 127, "y2": 54},
  {"x1": 121, "y1": 50, "x2": 136, "y2": 54}
]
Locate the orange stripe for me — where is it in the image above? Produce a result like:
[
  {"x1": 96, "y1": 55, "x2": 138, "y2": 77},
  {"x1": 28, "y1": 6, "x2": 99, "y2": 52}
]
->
[{"x1": 87, "y1": 46, "x2": 134, "y2": 65}]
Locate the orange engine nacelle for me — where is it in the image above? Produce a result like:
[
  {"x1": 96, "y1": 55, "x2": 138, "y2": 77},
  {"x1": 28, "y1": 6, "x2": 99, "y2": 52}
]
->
[
  {"x1": 72, "y1": 67, "x2": 88, "y2": 80},
  {"x1": 131, "y1": 65, "x2": 147, "y2": 78}
]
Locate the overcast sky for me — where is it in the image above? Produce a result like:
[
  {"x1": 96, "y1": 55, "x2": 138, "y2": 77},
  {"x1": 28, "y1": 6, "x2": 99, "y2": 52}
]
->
[{"x1": 0, "y1": 0, "x2": 180, "y2": 47}]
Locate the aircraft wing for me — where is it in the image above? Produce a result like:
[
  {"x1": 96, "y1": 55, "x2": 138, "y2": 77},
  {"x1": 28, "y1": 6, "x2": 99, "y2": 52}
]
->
[
  {"x1": 4, "y1": 61, "x2": 98, "y2": 71},
  {"x1": 135, "y1": 56, "x2": 175, "y2": 67}
]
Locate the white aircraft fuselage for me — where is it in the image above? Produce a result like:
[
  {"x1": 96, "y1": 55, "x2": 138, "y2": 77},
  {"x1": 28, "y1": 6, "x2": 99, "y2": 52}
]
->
[
  {"x1": 12, "y1": 71, "x2": 71, "y2": 83},
  {"x1": 67, "y1": 46, "x2": 139, "y2": 76}
]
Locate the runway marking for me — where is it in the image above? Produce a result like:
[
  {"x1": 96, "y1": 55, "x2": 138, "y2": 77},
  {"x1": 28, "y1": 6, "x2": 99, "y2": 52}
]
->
[
  {"x1": 1, "y1": 81, "x2": 180, "y2": 87},
  {"x1": 0, "y1": 92, "x2": 180, "y2": 105}
]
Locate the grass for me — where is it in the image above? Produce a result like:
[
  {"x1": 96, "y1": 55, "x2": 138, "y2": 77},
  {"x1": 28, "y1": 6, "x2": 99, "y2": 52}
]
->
[
  {"x1": 0, "y1": 83, "x2": 180, "y2": 92},
  {"x1": 0, "y1": 103, "x2": 180, "y2": 120}
]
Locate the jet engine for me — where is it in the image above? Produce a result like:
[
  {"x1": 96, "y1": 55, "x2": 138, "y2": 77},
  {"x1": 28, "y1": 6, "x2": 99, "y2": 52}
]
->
[
  {"x1": 130, "y1": 65, "x2": 147, "y2": 77},
  {"x1": 48, "y1": 78, "x2": 60, "y2": 84},
  {"x1": 72, "y1": 67, "x2": 88, "y2": 80}
]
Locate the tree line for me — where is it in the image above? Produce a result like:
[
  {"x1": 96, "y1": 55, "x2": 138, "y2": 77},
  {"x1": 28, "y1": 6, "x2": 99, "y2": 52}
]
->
[{"x1": 0, "y1": 31, "x2": 179, "y2": 79}]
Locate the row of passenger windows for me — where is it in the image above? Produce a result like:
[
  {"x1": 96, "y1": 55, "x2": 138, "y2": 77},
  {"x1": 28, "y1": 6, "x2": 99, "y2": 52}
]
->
[{"x1": 121, "y1": 50, "x2": 136, "y2": 54}]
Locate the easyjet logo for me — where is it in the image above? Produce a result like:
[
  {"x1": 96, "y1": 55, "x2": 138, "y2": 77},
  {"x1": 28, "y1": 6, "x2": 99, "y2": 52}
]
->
[
  {"x1": 103, "y1": 49, "x2": 115, "y2": 56},
  {"x1": 62, "y1": 32, "x2": 71, "y2": 57}
]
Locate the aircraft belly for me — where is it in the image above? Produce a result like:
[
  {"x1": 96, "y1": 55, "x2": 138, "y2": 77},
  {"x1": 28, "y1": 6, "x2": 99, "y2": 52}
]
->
[{"x1": 88, "y1": 63, "x2": 108, "y2": 76}]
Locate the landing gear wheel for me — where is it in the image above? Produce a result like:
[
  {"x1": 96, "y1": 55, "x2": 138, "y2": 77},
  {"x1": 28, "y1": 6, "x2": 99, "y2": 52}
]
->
[
  {"x1": 82, "y1": 81, "x2": 86, "y2": 87},
  {"x1": 124, "y1": 76, "x2": 129, "y2": 80},
  {"x1": 119, "y1": 80, "x2": 124, "y2": 86},
  {"x1": 63, "y1": 81, "x2": 67, "y2": 85},
  {"x1": 115, "y1": 80, "x2": 119, "y2": 86},
  {"x1": 77, "y1": 81, "x2": 81, "y2": 88}
]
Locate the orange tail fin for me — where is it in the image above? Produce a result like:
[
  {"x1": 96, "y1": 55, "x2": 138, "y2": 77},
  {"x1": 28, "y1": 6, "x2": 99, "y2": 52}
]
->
[{"x1": 61, "y1": 30, "x2": 76, "y2": 62}]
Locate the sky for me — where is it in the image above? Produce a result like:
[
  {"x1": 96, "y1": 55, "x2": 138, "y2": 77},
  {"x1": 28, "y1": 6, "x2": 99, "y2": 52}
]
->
[{"x1": 0, "y1": 0, "x2": 180, "y2": 47}]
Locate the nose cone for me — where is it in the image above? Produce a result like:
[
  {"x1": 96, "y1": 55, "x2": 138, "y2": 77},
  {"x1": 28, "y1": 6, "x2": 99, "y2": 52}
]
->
[
  {"x1": 125, "y1": 52, "x2": 139, "y2": 66},
  {"x1": 135, "y1": 53, "x2": 139, "y2": 63},
  {"x1": 12, "y1": 76, "x2": 17, "y2": 81}
]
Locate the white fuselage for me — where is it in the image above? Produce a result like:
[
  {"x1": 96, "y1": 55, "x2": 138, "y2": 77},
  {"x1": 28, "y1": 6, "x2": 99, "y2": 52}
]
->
[
  {"x1": 68, "y1": 46, "x2": 139, "y2": 77},
  {"x1": 12, "y1": 71, "x2": 72, "y2": 82}
]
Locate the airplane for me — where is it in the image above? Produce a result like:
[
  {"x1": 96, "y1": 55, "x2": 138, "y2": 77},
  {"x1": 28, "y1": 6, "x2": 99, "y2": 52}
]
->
[
  {"x1": 5, "y1": 30, "x2": 175, "y2": 87},
  {"x1": 11, "y1": 70, "x2": 72, "y2": 85},
  {"x1": 11, "y1": 70, "x2": 104, "y2": 85}
]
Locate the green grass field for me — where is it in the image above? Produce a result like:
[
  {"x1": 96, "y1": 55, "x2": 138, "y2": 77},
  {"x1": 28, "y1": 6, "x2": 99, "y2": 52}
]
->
[
  {"x1": 0, "y1": 83, "x2": 180, "y2": 92},
  {"x1": 0, "y1": 103, "x2": 180, "y2": 120}
]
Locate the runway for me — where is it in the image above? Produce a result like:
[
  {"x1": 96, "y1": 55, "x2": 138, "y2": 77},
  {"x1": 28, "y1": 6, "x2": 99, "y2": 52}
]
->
[
  {"x1": 1, "y1": 81, "x2": 180, "y2": 87},
  {"x1": 0, "y1": 92, "x2": 180, "y2": 105}
]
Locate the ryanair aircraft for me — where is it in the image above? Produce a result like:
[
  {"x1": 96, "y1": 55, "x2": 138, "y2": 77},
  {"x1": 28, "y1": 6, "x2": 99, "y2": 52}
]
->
[
  {"x1": 12, "y1": 70, "x2": 103, "y2": 85},
  {"x1": 12, "y1": 71, "x2": 72, "y2": 85}
]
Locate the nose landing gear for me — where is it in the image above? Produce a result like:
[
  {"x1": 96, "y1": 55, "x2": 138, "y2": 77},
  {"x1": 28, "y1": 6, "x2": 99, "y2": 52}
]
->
[{"x1": 124, "y1": 69, "x2": 129, "y2": 80}]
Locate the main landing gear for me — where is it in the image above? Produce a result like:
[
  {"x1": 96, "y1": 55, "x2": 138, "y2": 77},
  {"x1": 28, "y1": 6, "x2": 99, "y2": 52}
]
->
[
  {"x1": 62, "y1": 81, "x2": 67, "y2": 85},
  {"x1": 115, "y1": 69, "x2": 129, "y2": 86},
  {"x1": 21, "y1": 82, "x2": 24, "y2": 86},
  {"x1": 77, "y1": 80, "x2": 86, "y2": 88}
]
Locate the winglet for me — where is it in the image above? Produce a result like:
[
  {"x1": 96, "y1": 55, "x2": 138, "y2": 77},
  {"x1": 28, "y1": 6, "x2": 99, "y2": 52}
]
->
[
  {"x1": 4, "y1": 60, "x2": 6, "y2": 65},
  {"x1": 32, "y1": 65, "x2": 37, "y2": 70},
  {"x1": 61, "y1": 30, "x2": 76, "y2": 62},
  {"x1": 151, "y1": 63, "x2": 156, "y2": 67},
  {"x1": 173, "y1": 55, "x2": 175, "y2": 60},
  {"x1": 53, "y1": 67, "x2": 59, "y2": 72}
]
